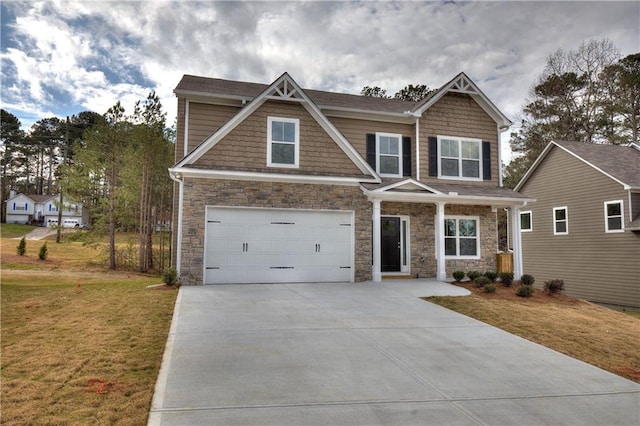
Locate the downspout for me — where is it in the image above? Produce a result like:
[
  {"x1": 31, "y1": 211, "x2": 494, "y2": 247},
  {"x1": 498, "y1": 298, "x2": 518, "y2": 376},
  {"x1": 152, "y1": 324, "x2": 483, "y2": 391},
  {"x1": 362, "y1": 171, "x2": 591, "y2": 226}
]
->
[
  {"x1": 169, "y1": 171, "x2": 184, "y2": 278},
  {"x1": 183, "y1": 100, "x2": 189, "y2": 156},
  {"x1": 415, "y1": 117, "x2": 420, "y2": 181},
  {"x1": 497, "y1": 123, "x2": 503, "y2": 187}
]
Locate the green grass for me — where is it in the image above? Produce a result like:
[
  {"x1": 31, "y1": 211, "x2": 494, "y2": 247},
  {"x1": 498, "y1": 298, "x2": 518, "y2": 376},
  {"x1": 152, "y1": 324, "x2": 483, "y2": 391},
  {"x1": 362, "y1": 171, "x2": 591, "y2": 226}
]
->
[
  {"x1": 1, "y1": 271, "x2": 177, "y2": 425},
  {"x1": 1, "y1": 223, "x2": 37, "y2": 238}
]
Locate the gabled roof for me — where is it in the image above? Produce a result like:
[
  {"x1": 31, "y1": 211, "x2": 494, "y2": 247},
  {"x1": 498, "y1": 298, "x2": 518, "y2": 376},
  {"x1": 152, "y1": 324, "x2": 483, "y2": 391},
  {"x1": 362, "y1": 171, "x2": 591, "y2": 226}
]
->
[
  {"x1": 412, "y1": 72, "x2": 512, "y2": 128},
  {"x1": 515, "y1": 141, "x2": 640, "y2": 191},
  {"x1": 174, "y1": 72, "x2": 379, "y2": 179},
  {"x1": 6, "y1": 193, "x2": 56, "y2": 203},
  {"x1": 174, "y1": 71, "x2": 511, "y2": 125},
  {"x1": 175, "y1": 74, "x2": 417, "y2": 116}
]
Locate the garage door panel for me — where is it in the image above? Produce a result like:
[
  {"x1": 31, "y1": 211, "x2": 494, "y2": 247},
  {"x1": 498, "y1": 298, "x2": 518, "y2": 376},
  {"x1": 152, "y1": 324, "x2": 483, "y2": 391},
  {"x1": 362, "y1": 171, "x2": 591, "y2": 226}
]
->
[{"x1": 204, "y1": 207, "x2": 353, "y2": 284}]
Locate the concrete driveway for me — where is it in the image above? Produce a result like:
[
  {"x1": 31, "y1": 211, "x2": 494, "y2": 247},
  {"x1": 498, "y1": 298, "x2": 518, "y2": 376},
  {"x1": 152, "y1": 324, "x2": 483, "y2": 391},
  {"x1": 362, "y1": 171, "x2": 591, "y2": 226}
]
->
[{"x1": 149, "y1": 280, "x2": 639, "y2": 425}]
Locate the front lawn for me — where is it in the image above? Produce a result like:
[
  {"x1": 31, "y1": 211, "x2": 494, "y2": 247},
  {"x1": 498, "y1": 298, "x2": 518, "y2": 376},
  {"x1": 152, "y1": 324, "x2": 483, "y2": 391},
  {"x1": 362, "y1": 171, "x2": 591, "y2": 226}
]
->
[
  {"x1": 1, "y1": 271, "x2": 177, "y2": 425},
  {"x1": 426, "y1": 281, "x2": 640, "y2": 383}
]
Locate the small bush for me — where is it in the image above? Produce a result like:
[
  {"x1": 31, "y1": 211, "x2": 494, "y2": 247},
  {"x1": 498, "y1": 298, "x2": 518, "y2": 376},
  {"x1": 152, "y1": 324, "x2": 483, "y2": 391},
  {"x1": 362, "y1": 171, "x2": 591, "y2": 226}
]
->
[
  {"x1": 484, "y1": 271, "x2": 498, "y2": 282},
  {"x1": 16, "y1": 236, "x2": 26, "y2": 256},
  {"x1": 544, "y1": 279, "x2": 565, "y2": 294},
  {"x1": 483, "y1": 283, "x2": 496, "y2": 293},
  {"x1": 474, "y1": 275, "x2": 491, "y2": 288},
  {"x1": 499, "y1": 272, "x2": 514, "y2": 287},
  {"x1": 516, "y1": 285, "x2": 534, "y2": 297},
  {"x1": 521, "y1": 274, "x2": 535, "y2": 286},
  {"x1": 467, "y1": 270, "x2": 481, "y2": 281},
  {"x1": 162, "y1": 267, "x2": 178, "y2": 285},
  {"x1": 452, "y1": 270, "x2": 465, "y2": 282},
  {"x1": 38, "y1": 242, "x2": 48, "y2": 260}
]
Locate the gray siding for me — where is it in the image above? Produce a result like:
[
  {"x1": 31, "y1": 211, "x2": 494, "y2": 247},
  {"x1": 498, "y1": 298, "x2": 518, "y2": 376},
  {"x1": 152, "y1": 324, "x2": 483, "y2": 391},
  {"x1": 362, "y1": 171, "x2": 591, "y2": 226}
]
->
[{"x1": 519, "y1": 146, "x2": 640, "y2": 308}]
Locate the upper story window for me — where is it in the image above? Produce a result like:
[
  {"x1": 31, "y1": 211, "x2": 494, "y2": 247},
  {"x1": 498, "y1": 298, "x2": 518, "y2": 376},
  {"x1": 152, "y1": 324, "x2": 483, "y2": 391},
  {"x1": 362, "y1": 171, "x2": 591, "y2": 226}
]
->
[
  {"x1": 13, "y1": 203, "x2": 27, "y2": 211},
  {"x1": 438, "y1": 136, "x2": 482, "y2": 180},
  {"x1": 49, "y1": 203, "x2": 58, "y2": 212},
  {"x1": 267, "y1": 117, "x2": 299, "y2": 168},
  {"x1": 553, "y1": 207, "x2": 568, "y2": 235},
  {"x1": 604, "y1": 200, "x2": 624, "y2": 232},
  {"x1": 520, "y1": 211, "x2": 532, "y2": 232},
  {"x1": 444, "y1": 216, "x2": 480, "y2": 258},
  {"x1": 377, "y1": 133, "x2": 402, "y2": 177}
]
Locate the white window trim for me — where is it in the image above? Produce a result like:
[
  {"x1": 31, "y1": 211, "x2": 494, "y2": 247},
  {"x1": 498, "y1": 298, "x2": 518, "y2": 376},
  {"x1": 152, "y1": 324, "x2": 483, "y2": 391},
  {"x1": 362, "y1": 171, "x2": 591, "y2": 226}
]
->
[
  {"x1": 604, "y1": 200, "x2": 625, "y2": 233},
  {"x1": 267, "y1": 116, "x2": 299, "y2": 168},
  {"x1": 437, "y1": 135, "x2": 483, "y2": 181},
  {"x1": 444, "y1": 215, "x2": 481, "y2": 259},
  {"x1": 376, "y1": 132, "x2": 402, "y2": 177},
  {"x1": 553, "y1": 206, "x2": 568, "y2": 235},
  {"x1": 520, "y1": 210, "x2": 532, "y2": 232}
]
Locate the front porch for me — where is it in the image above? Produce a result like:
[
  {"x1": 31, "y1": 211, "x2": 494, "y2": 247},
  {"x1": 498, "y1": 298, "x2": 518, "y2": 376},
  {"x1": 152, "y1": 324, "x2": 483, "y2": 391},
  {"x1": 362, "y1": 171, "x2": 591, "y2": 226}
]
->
[{"x1": 363, "y1": 178, "x2": 531, "y2": 283}]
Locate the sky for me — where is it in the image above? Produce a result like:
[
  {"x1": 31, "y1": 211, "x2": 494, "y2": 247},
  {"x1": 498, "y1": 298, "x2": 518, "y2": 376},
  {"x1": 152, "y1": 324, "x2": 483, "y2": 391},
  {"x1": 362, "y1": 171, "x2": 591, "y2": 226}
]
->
[{"x1": 1, "y1": 1, "x2": 638, "y2": 163}]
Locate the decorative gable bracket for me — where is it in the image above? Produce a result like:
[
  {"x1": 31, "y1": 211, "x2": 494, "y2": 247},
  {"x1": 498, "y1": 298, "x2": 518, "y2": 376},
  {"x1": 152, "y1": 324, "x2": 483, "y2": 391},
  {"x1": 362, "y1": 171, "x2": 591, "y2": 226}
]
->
[
  {"x1": 268, "y1": 79, "x2": 302, "y2": 101},
  {"x1": 449, "y1": 75, "x2": 478, "y2": 95}
]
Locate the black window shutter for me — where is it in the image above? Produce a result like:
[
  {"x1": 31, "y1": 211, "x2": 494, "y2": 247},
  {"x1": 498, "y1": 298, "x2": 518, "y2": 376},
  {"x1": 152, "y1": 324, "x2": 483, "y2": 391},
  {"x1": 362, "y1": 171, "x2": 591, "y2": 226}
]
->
[
  {"x1": 428, "y1": 136, "x2": 438, "y2": 176},
  {"x1": 402, "y1": 136, "x2": 411, "y2": 177},
  {"x1": 366, "y1": 134, "x2": 376, "y2": 170},
  {"x1": 482, "y1": 141, "x2": 491, "y2": 180}
]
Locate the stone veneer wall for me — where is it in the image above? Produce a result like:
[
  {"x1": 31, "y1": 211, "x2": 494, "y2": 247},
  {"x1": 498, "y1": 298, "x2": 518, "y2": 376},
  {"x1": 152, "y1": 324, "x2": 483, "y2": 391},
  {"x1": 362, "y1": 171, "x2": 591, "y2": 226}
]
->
[
  {"x1": 381, "y1": 202, "x2": 497, "y2": 278},
  {"x1": 179, "y1": 178, "x2": 373, "y2": 285}
]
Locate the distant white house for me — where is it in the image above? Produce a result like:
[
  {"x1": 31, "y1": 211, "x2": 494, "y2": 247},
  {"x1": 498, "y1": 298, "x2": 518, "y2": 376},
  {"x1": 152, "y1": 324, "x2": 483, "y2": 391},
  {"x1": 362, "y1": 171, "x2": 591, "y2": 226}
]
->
[{"x1": 5, "y1": 191, "x2": 86, "y2": 228}]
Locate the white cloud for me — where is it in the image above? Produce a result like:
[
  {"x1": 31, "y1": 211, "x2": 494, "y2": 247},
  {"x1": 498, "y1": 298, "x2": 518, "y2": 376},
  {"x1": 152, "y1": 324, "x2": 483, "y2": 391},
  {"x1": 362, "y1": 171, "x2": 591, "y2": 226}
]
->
[{"x1": 1, "y1": 0, "x2": 638, "y2": 158}]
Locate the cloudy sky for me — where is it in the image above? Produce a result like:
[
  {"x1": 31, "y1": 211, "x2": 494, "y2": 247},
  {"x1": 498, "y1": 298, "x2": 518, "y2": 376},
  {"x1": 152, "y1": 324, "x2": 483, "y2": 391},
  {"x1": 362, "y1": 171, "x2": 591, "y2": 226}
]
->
[{"x1": 1, "y1": 1, "x2": 638, "y2": 161}]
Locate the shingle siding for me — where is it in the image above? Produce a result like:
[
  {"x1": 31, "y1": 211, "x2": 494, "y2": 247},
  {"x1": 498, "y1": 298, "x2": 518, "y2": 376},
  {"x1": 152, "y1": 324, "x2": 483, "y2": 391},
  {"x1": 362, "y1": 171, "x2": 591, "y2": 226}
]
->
[
  {"x1": 191, "y1": 101, "x2": 364, "y2": 177},
  {"x1": 519, "y1": 146, "x2": 640, "y2": 308},
  {"x1": 420, "y1": 93, "x2": 498, "y2": 187}
]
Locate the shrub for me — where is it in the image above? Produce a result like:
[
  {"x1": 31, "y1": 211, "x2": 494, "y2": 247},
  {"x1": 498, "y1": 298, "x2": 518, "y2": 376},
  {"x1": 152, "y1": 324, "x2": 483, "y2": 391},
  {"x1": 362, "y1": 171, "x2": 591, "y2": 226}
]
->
[
  {"x1": 16, "y1": 236, "x2": 26, "y2": 256},
  {"x1": 452, "y1": 270, "x2": 465, "y2": 282},
  {"x1": 474, "y1": 275, "x2": 491, "y2": 288},
  {"x1": 483, "y1": 283, "x2": 496, "y2": 293},
  {"x1": 38, "y1": 242, "x2": 48, "y2": 260},
  {"x1": 499, "y1": 272, "x2": 514, "y2": 287},
  {"x1": 467, "y1": 270, "x2": 481, "y2": 281},
  {"x1": 521, "y1": 274, "x2": 535, "y2": 286},
  {"x1": 484, "y1": 271, "x2": 498, "y2": 282},
  {"x1": 516, "y1": 285, "x2": 534, "y2": 297},
  {"x1": 162, "y1": 267, "x2": 178, "y2": 285},
  {"x1": 544, "y1": 279, "x2": 565, "y2": 294}
]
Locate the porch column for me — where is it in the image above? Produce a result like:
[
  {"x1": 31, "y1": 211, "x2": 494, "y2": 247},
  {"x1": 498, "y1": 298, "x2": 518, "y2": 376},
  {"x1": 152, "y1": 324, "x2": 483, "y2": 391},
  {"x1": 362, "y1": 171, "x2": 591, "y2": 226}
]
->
[
  {"x1": 435, "y1": 201, "x2": 447, "y2": 281},
  {"x1": 372, "y1": 199, "x2": 382, "y2": 282},
  {"x1": 510, "y1": 206, "x2": 523, "y2": 280}
]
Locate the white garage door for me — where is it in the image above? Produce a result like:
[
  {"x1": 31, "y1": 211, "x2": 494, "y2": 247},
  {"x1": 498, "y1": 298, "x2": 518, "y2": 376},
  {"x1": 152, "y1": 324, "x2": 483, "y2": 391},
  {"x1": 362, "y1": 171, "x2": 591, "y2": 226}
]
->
[{"x1": 204, "y1": 207, "x2": 354, "y2": 284}]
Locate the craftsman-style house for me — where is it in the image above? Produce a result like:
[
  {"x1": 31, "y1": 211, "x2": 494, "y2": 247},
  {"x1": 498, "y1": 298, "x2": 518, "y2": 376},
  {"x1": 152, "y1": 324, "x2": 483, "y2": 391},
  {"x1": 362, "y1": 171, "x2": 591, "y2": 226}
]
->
[
  {"x1": 170, "y1": 72, "x2": 532, "y2": 285},
  {"x1": 515, "y1": 141, "x2": 640, "y2": 308}
]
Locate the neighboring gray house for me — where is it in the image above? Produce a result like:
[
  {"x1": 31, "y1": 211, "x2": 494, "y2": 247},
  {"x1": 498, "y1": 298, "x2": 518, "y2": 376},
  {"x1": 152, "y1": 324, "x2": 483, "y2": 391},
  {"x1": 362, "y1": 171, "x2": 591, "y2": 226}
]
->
[
  {"x1": 5, "y1": 191, "x2": 86, "y2": 228},
  {"x1": 515, "y1": 141, "x2": 640, "y2": 308}
]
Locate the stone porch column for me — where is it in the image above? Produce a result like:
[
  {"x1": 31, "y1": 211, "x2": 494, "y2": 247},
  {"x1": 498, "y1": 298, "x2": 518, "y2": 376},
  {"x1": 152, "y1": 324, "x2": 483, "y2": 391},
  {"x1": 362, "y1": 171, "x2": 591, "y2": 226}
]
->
[
  {"x1": 510, "y1": 206, "x2": 523, "y2": 280},
  {"x1": 372, "y1": 199, "x2": 382, "y2": 283},
  {"x1": 435, "y1": 201, "x2": 447, "y2": 281}
]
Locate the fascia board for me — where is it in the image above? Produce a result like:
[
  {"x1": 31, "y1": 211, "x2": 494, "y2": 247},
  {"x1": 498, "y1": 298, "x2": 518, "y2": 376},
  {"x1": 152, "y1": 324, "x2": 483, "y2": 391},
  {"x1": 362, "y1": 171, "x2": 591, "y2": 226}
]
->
[
  {"x1": 513, "y1": 142, "x2": 557, "y2": 192},
  {"x1": 370, "y1": 178, "x2": 445, "y2": 194},
  {"x1": 366, "y1": 190, "x2": 533, "y2": 207},
  {"x1": 169, "y1": 167, "x2": 380, "y2": 186},
  {"x1": 551, "y1": 142, "x2": 630, "y2": 188}
]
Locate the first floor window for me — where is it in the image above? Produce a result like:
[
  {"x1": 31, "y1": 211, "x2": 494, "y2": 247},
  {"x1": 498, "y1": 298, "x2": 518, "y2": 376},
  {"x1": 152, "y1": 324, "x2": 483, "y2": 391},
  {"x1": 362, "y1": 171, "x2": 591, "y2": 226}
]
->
[
  {"x1": 604, "y1": 200, "x2": 624, "y2": 232},
  {"x1": 444, "y1": 216, "x2": 479, "y2": 258},
  {"x1": 267, "y1": 117, "x2": 299, "y2": 167},
  {"x1": 553, "y1": 207, "x2": 568, "y2": 235},
  {"x1": 520, "y1": 211, "x2": 532, "y2": 232}
]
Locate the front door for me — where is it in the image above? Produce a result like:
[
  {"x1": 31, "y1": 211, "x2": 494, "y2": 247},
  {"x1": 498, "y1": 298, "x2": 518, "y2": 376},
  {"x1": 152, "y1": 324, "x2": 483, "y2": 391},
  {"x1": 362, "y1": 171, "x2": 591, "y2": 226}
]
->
[{"x1": 381, "y1": 217, "x2": 401, "y2": 272}]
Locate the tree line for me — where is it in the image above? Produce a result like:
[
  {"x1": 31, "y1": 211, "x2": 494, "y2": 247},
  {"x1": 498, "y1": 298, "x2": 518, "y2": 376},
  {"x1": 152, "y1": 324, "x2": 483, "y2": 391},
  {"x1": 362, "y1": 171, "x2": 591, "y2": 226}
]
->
[
  {"x1": 0, "y1": 92, "x2": 174, "y2": 274},
  {"x1": 504, "y1": 40, "x2": 639, "y2": 187}
]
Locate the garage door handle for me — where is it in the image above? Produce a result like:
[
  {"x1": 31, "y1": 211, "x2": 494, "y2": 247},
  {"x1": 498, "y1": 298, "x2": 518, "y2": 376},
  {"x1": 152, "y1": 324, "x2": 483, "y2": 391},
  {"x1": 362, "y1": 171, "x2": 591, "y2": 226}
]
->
[
  {"x1": 315, "y1": 243, "x2": 321, "y2": 253},
  {"x1": 242, "y1": 243, "x2": 249, "y2": 252}
]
